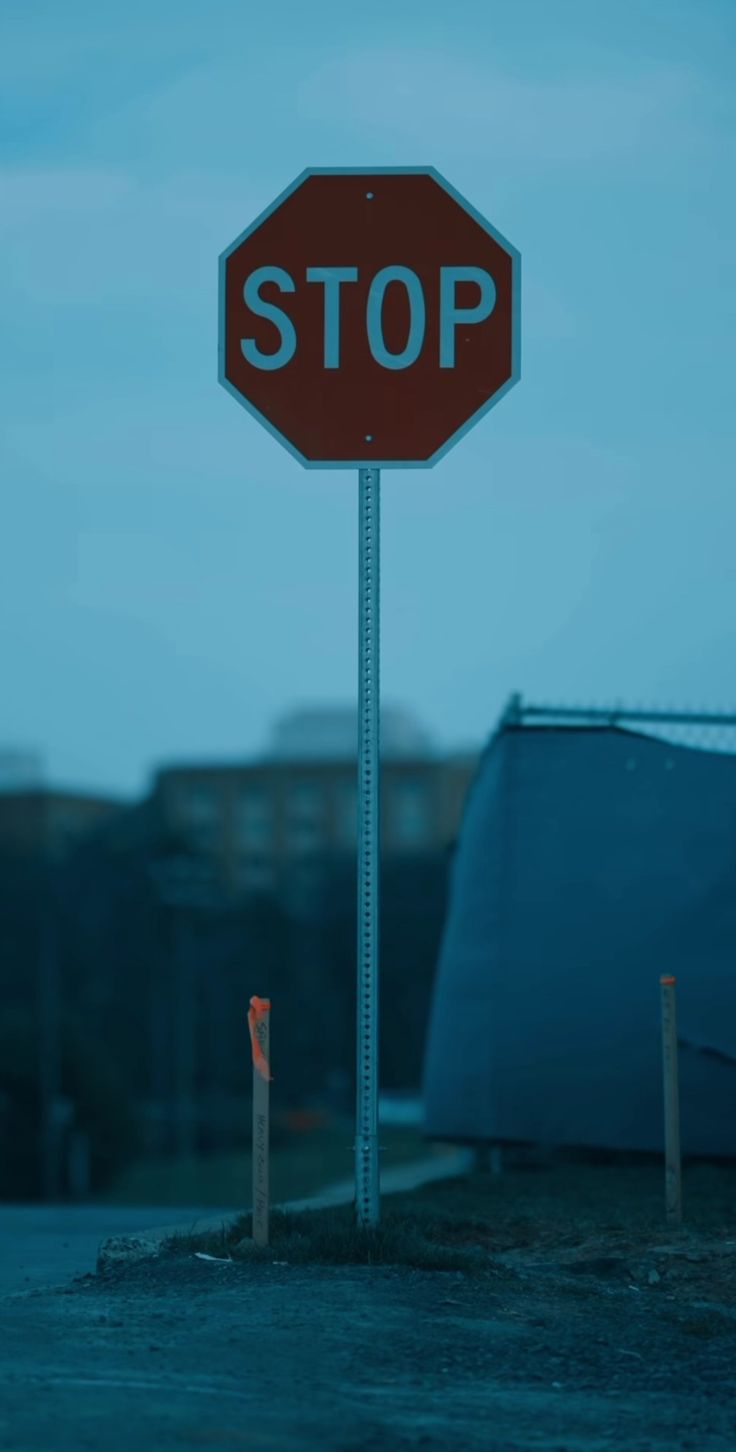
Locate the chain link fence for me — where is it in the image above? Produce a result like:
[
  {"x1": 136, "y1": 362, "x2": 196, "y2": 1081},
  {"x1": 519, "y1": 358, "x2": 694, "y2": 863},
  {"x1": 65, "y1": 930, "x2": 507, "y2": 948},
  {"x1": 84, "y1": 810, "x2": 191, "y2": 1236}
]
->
[{"x1": 502, "y1": 694, "x2": 736, "y2": 756}]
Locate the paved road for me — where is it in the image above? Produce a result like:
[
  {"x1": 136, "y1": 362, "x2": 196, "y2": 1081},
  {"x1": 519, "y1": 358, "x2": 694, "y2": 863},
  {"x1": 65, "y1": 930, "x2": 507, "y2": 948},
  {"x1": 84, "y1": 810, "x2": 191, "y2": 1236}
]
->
[
  {"x1": 0, "y1": 1205, "x2": 233, "y2": 1294},
  {"x1": 1, "y1": 1155, "x2": 475, "y2": 1296}
]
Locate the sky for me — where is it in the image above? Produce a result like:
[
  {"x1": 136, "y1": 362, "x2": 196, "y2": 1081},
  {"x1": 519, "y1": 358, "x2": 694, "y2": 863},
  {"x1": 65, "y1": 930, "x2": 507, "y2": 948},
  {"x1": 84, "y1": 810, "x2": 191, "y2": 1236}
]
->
[{"x1": 1, "y1": 0, "x2": 735, "y2": 799}]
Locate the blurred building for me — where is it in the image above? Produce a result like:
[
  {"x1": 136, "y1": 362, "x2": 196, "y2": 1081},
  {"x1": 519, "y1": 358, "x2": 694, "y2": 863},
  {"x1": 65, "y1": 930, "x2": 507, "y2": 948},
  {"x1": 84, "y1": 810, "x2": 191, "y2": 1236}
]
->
[
  {"x1": 267, "y1": 705, "x2": 436, "y2": 760},
  {"x1": 0, "y1": 770, "x2": 125, "y2": 862},
  {"x1": 0, "y1": 748, "x2": 44, "y2": 791},
  {"x1": 149, "y1": 705, "x2": 478, "y2": 903}
]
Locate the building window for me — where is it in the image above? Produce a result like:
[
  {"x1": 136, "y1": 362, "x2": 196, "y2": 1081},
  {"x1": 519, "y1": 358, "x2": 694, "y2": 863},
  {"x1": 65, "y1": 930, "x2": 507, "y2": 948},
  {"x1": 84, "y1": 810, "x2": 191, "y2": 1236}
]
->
[
  {"x1": 288, "y1": 819, "x2": 322, "y2": 856},
  {"x1": 285, "y1": 780, "x2": 323, "y2": 854},
  {"x1": 234, "y1": 856, "x2": 275, "y2": 894},
  {"x1": 234, "y1": 786, "x2": 273, "y2": 851},
  {"x1": 188, "y1": 821, "x2": 219, "y2": 852},
  {"x1": 288, "y1": 781, "x2": 323, "y2": 821},
  {"x1": 178, "y1": 782, "x2": 220, "y2": 853},
  {"x1": 392, "y1": 778, "x2": 430, "y2": 848}
]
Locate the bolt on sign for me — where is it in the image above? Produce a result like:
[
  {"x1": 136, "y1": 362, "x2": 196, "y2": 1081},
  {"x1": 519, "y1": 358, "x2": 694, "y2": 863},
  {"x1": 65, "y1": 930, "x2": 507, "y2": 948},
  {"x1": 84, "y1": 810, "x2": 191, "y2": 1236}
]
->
[{"x1": 219, "y1": 168, "x2": 520, "y2": 1225}]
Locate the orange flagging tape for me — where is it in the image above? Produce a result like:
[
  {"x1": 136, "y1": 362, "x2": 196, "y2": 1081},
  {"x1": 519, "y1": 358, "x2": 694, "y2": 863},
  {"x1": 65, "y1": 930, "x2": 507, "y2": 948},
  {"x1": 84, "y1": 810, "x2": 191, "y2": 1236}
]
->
[
  {"x1": 248, "y1": 996, "x2": 273, "y2": 1082},
  {"x1": 660, "y1": 975, "x2": 676, "y2": 985}
]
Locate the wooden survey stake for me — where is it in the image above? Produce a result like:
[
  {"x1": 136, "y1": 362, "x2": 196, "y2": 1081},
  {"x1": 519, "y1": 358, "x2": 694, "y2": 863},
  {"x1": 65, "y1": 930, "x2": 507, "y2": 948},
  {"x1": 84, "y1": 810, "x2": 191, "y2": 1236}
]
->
[
  {"x1": 248, "y1": 996, "x2": 271, "y2": 1247},
  {"x1": 659, "y1": 975, "x2": 682, "y2": 1225}
]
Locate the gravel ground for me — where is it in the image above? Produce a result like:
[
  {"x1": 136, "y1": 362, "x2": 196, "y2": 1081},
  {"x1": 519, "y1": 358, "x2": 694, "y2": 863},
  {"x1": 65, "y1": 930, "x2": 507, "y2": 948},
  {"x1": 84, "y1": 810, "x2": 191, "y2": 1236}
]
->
[{"x1": 2, "y1": 1162, "x2": 735, "y2": 1451}]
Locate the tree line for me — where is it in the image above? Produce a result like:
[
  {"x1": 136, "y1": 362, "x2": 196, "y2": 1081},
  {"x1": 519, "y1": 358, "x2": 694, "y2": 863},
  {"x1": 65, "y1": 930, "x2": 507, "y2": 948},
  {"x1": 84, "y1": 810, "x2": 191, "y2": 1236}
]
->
[{"x1": 0, "y1": 818, "x2": 452, "y2": 1199}]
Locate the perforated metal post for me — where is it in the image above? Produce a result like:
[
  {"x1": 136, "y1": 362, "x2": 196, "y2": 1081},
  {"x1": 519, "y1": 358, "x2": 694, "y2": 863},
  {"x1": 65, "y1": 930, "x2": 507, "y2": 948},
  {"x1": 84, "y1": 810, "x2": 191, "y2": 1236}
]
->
[{"x1": 356, "y1": 467, "x2": 381, "y2": 1227}]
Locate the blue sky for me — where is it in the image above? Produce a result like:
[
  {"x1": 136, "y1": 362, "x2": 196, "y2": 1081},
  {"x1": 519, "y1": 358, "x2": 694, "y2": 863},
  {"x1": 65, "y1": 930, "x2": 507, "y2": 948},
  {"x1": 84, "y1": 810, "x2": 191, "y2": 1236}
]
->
[{"x1": 2, "y1": 0, "x2": 735, "y2": 797}]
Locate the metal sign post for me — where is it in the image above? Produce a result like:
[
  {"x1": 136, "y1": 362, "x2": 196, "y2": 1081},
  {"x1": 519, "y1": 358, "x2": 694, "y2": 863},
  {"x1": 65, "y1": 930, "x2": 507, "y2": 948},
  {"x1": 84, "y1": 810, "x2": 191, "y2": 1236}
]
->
[
  {"x1": 218, "y1": 166, "x2": 520, "y2": 1231},
  {"x1": 356, "y1": 467, "x2": 380, "y2": 1227}
]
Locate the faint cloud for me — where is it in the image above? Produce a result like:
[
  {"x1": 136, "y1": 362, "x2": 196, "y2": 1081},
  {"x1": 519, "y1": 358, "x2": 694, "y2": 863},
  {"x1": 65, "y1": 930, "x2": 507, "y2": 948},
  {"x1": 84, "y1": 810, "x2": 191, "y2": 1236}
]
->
[
  {"x1": 0, "y1": 164, "x2": 240, "y2": 305},
  {"x1": 297, "y1": 49, "x2": 704, "y2": 163},
  {"x1": 0, "y1": 167, "x2": 134, "y2": 233},
  {"x1": 521, "y1": 278, "x2": 578, "y2": 341}
]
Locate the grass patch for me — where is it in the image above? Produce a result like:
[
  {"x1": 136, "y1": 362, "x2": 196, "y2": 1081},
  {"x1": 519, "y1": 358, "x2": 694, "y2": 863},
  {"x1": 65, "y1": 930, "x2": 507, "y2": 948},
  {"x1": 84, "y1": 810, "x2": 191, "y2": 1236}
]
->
[
  {"x1": 165, "y1": 1180, "x2": 493, "y2": 1274},
  {"x1": 160, "y1": 1157, "x2": 736, "y2": 1276},
  {"x1": 392, "y1": 1158, "x2": 736, "y2": 1243}
]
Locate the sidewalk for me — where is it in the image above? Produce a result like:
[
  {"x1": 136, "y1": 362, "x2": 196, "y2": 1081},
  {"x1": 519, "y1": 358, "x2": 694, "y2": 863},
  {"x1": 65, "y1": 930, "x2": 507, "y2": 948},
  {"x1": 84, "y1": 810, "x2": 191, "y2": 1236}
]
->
[{"x1": 97, "y1": 1148, "x2": 475, "y2": 1269}]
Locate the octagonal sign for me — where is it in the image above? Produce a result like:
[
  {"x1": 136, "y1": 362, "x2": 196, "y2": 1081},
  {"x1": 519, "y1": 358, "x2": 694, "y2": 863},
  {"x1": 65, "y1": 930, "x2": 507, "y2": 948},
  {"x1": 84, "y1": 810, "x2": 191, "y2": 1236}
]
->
[{"x1": 219, "y1": 167, "x2": 520, "y2": 469}]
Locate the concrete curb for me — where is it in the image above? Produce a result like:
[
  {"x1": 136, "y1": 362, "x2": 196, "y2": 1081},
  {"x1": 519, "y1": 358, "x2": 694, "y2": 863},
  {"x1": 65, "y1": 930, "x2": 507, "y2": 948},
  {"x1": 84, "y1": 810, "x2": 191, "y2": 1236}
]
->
[{"x1": 97, "y1": 1148, "x2": 475, "y2": 1273}]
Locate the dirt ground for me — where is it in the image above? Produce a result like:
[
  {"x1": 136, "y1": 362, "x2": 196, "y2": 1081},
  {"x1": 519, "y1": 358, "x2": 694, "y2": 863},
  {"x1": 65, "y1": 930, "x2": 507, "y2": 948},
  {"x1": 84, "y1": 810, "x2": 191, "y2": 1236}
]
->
[{"x1": 2, "y1": 1159, "x2": 735, "y2": 1451}]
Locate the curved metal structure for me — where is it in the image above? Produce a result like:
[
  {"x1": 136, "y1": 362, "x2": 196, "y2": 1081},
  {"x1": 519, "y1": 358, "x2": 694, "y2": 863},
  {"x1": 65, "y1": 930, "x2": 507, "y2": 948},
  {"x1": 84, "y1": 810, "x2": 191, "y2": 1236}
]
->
[{"x1": 422, "y1": 720, "x2": 736, "y2": 1155}]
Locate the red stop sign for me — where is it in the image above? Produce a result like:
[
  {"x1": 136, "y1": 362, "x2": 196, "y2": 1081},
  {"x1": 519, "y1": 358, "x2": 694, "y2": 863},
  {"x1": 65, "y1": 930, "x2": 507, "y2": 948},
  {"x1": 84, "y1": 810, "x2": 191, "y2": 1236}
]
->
[{"x1": 219, "y1": 168, "x2": 519, "y2": 468}]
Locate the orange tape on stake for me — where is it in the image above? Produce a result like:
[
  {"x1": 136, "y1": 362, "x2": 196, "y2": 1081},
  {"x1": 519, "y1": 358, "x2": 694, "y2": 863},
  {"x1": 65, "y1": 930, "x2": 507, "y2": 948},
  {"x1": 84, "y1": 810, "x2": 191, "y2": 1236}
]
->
[{"x1": 248, "y1": 996, "x2": 273, "y2": 1082}]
